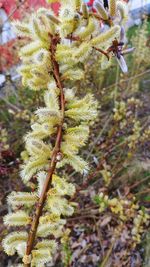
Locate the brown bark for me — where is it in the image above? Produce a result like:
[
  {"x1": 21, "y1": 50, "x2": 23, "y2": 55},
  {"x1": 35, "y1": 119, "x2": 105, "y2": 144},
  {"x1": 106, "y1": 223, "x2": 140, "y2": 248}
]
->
[{"x1": 24, "y1": 35, "x2": 65, "y2": 267}]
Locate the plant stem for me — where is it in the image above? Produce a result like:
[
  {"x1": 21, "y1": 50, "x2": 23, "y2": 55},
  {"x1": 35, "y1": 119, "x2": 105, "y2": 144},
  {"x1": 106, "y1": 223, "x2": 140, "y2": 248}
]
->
[
  {"x1": 93, "y1": 46, "x2": 110, "y2": 60},
  {"x1": 114, "y1": 63, "x2": 119, "y2": 104},
  {"x1": 24, "y1": 35, "x2": 65, "y2": 267},
  {"x1": 99, "y1": 240, "x2": 115, "y2": 267}
]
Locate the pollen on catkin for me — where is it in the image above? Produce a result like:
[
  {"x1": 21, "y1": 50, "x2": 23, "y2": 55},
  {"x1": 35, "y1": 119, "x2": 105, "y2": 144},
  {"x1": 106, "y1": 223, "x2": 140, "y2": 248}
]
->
[
  {"x1": 109, "y1": 0, "x2": 117, "y2": 17},
  {"x1": 3, "y1": 1, "x2": 129, "y2": 266}
]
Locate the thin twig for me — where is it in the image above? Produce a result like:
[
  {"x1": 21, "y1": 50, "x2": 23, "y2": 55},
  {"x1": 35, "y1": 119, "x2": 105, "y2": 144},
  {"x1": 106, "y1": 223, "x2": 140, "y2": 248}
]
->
[
  {"x1": 67, "y1": 214, "x2": 98, "y2": 221},
  {"x1": 102, "y1": 69, "x2": 150, "y2": 91},
  {"x1": 135, "y1": 189, "x2": 150, "y2": 196},
  {"x1": 0, "y1": 95, "x2": 21, "y2": 112},
  {"x1": 93, "y1": 46, "x2": 110, "y2": 60},
  {"x1": 130, "y1": 175, "x2": 150, "y2": 190},
  {"x1": 99, "y1": 239, "x2": 115, "y2": 267},
  {"x1": 24, "y1": 34, "x2": 65, "y2": 267},
  {"x1": 114, "y1": 63, "x2": 119, "y2": 103},
  {"x1": 0, "y1": 0, "x2": 28, "y2": 33}
]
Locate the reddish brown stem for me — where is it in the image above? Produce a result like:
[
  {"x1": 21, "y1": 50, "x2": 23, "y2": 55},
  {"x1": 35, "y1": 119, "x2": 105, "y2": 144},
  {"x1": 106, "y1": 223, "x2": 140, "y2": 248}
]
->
[
  {"x1": 24, "y1": 35, "x2": 65, "y2": 266},
  {"x1": 93, "y1": 46, "x2": 110, "y2": 60}
]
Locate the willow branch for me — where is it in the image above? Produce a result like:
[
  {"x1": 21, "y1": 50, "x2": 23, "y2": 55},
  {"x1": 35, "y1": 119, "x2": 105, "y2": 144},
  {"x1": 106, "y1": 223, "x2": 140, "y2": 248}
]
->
[
  {"x1": 93, "y1": 46, "x2": 110, "y2": 60},
  {"x1": 24, "y1": 35, "x2": 65, "y2": 267}
]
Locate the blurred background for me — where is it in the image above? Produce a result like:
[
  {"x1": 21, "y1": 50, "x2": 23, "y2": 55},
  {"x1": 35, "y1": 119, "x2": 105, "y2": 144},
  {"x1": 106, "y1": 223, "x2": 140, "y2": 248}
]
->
[{"x1": 0, "y1": 1, "x2": 150, "y2": 266}]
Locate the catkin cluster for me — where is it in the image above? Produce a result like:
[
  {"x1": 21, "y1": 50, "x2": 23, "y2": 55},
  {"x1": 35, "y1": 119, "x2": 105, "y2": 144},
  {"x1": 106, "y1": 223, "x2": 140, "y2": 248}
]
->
[
  {"x1": 94, "y1": 192, "x2": 149, "y2": 246},
  {"x1": 3, "y1": 0, "x2": 129, "y2": 266}
]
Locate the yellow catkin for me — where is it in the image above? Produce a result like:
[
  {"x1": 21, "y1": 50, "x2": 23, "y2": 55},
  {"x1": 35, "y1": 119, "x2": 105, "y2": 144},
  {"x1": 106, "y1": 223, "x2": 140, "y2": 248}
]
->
[
  {"x1": 47, "y1": 14, "x2": 60, "y2": 24},
  {"x1": 75, "y1": 0, "x2": 81, "y2": 10},
  {"x1": 23, "y1": 254, "x2": 32, "y2": 264},
  {"x1": 82, "y1": 2, "x2": 89, "y2": 19},
  {"x1": 3, "y1": 2, "x2": 130, "y2": 266},
  {"x1": 78, "y1": 17, "x2": 95, "y2": 39},
  {"x1": 91, "y1": 25, "x2": 120, "y2": 46},
  {"x1": 117, "y1": 1, "x2": 127, "y2": 21},
  {"x1": 95, "y1": 2, "x2": 108, "y2": 20},
  {"x1": 20, "y1": 41, "x2": 43, "y2": 57},
  {"x1": 12, "y1": 21, "x2": 30, "y2": 37},
  {"x1": 109, "y1": 0, "x2": 117, "y2": 17}
]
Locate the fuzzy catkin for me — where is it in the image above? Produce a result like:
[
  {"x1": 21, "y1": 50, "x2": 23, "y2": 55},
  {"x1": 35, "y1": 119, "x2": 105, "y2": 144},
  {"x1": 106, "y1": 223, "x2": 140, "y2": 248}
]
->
[
  {"x1": 91, "y1": 25, "x2": 121, "y2": 46},
  {"x1": 109, "y1": 0, "x2": 117, "y2": 17},
  {"x1": 3, "y1": 0, "x2": 130, "y2": 266},
  {"x1": 95, "y1": 2, "x2": 109, "y2": 20}
]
